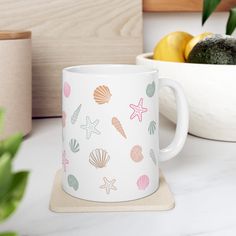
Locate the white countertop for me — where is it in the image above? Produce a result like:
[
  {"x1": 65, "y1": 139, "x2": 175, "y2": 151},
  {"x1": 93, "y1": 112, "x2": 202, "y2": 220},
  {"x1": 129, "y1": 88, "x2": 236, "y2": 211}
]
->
[{"x1": 1, "y1": 116, "x2": 236, "y2": 236}]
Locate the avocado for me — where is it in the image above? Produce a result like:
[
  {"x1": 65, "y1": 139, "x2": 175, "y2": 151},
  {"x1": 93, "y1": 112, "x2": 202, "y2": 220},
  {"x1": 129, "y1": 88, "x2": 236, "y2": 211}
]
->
[{"x1": 187, "y1": 34, "x2": 236, "y2": 65}]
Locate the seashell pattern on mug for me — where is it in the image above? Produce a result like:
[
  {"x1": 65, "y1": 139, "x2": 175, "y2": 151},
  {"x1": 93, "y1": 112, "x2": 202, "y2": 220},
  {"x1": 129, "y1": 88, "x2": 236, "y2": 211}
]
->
[
  {"x1": 148, "y1": 120, "x2": 156, "y2": 135},
  {"x1": 68, "y1": 174, "x2": 79, "y2": 191},
  {"x1": 69, "y1": 138, "x2": 80, "y2": 153},
  {"x1": 146, "y1": 81, "x2": 155, "y2": 97},
  {"x1": 100, "y1": 177, "x2": 117, "y2": 194},
  {"x1": 112, "y1": 117, "x2": 127, "y2": 139},
  {"x1": 137, "y1": 175, "x2": 149, "y2": 190},
  {"x1": 89, "y1": 148, "x2": 110, "y2": 168},
  {"x1": 129, "y1": 98, "x2": 148, "y2": 122},
  {"x1": 149, "y1": 148, "x2": 157, "y2": 165},
  {"x1": 80, "y1": 116, "x2": 101, "y2": 139},
  {"x1": 130, "y1": 145, "x2": 143, "y2": 162},
  {"x1": 64, "y1": 82, "x2": 71, "y2": 98},
  {"x1": 63, "y1": 76, "x2": 159, "y2": 198},
  {"x1": 71, "y1": 104, "x2": 82, "y2": 124},
  {"x1": 93, "y1": 85, "x2": 112, "y2": 104}
]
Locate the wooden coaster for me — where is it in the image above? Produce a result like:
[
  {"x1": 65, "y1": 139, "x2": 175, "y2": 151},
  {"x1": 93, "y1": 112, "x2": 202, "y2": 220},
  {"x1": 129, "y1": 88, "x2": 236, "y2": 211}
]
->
[{"x1": 49, "y1": 170, "x2": 175, "y2": 213}]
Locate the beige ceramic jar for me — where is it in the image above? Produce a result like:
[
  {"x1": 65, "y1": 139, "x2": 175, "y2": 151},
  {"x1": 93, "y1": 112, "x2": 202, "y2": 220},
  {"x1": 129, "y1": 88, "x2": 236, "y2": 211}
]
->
[{"x1": 0, "y1": 31, "x2": 32, "y2": 139}]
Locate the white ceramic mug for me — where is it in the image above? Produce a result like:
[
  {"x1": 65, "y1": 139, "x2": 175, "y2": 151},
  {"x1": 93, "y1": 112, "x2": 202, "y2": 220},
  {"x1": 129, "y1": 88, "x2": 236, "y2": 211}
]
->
[{"x1": 62, "y1": 64, "x2": 188, "y2": 202}]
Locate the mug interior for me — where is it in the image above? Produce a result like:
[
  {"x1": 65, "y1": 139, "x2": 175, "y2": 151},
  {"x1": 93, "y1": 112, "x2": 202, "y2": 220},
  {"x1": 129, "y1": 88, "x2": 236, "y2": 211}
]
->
[{"x1": 64, "y1": 64, "x2": 157, "y2": 75}]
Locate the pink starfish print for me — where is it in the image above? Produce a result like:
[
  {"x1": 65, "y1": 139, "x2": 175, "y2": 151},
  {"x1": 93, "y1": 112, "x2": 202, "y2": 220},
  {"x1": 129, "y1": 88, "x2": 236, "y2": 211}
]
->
[
  {"x1": 62, "y1": 150, "x2": 69, "y2": 172},
  {"x1": 129, "y1": 98, "x2": 148, "y2": 122}
]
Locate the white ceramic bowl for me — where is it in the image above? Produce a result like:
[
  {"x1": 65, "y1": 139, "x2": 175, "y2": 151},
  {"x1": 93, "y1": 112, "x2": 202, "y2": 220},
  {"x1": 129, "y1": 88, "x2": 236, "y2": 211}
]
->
[{"x1": 137, "y1": 53, "x2": 236, "y2": 141}]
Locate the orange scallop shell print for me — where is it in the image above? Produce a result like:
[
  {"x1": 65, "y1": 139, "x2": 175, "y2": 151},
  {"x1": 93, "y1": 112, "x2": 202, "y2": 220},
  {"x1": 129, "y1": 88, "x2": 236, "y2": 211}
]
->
[{"x1": 130, "y1": 145, "x2": 143, "y2": 162}]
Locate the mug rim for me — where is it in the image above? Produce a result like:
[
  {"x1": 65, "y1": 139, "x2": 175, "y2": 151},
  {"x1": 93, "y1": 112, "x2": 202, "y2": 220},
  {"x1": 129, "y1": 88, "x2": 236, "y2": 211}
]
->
[{"x1": 63, "y1": 64, "x2": 158, "y2": 76}]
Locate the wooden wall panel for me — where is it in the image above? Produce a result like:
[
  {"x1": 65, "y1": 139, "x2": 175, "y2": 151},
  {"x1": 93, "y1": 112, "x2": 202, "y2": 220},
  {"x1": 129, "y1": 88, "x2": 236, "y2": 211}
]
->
[
  {"x1": 0, "y1": 0, "x2": 143, "y2": 117},
  {"x1": 143, "y1": 0, "x2": 236, "y2": 12}
]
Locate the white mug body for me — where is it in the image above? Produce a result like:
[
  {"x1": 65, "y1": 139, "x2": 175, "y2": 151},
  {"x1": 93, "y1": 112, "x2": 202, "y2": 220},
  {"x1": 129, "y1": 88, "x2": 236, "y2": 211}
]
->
[{"x1": 62, "y1": 64, "x2": 161, "y2": 202}]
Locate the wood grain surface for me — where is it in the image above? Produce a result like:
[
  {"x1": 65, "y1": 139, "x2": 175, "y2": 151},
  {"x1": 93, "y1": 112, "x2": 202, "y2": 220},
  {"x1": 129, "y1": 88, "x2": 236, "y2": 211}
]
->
[
  {"x1": 0, "y1": 0, "x2": 142, "y2": 117},
  {"x1": 143, "y1": 0, "x2": 236, "y2": 12},
  {"x1": 0, "y1": 31, "x2": 31, "y2": 40}
]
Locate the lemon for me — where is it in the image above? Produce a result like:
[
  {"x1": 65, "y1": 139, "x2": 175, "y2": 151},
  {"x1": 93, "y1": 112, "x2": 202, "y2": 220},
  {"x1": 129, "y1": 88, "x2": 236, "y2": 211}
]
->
[
  {"x1": 185, "y1": 32, "x2": 213, "y2": 60},
  {"x1": 153, "y1": 31, "x2": 193, "y2": 62}
]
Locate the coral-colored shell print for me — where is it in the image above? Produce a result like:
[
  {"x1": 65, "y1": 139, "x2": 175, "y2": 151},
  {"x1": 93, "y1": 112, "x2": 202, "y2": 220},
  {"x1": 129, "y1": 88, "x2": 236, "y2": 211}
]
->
[{"x1": 130, "y1": 145, "x2": 143, "y2": 162}]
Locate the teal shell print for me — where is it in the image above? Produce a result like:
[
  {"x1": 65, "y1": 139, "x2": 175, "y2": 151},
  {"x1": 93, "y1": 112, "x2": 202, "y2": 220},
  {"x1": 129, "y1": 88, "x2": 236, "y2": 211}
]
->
[
  {"x1": 71, "y1": 104, "x2": 82, "y2": 124},
  {"x1": 67, "y1": 175, "x2": 79, "y2": 191},
  {"x1": 148, "y1": 121, "x2": 156, "y2": 135},
  {"x1": 146, "y1": 81, "x2": 155, "y2": 97},
  {"x1": 69, "y1": 138, "x2": 80, "y2": 153}
]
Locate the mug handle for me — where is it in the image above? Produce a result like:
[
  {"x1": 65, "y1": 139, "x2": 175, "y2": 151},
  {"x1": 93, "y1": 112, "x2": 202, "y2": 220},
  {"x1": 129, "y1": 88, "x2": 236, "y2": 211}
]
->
[{"x1": 158, "y1": 78, "x2": 189, "y2": 162}]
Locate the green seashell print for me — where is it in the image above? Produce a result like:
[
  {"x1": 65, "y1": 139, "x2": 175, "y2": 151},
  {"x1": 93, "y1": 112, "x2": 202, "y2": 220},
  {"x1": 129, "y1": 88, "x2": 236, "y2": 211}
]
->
[
  {"x1": 150, "y1": 149, "x2": 157, "y2": 165},
  {"x1": 148, "y1": 121, "x2": 156, "y2": 135},
  {"x1": 68, "y1": 174, "x2": 79, "y2": 191},
  {"x1": 69, "y1": 138, "x2": 80, "y2": 153},
  {"x1": 71, "y1": 104, "x2": 82, "y2": 124},
  {"x1": 146, "y1": 81, "x2": 155, "y2": 97}
]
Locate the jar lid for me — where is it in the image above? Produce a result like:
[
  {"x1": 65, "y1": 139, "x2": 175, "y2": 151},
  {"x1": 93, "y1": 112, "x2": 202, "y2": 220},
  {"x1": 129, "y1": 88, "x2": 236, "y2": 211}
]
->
[{"x1": 0, "y1": 31, "x2": 31, "y2": 40}]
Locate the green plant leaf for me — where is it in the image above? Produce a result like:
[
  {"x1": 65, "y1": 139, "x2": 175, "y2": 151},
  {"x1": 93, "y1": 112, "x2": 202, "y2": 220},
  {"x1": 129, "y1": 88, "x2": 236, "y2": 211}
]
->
[
  {"x1": 0, "y1": 133, "x2": 23, "y2": 159},
  {"x1": 226, "y1": 7, "x2": 236, "y2": 35},
  {"x1": 0, "y1": 232, "x2": 18, "y2": 236},
  {"x1": 0, "y1": 154, "x2": 13, "y2": 199},
  {"x1": 202, "y1": 0, "x2": 221, "y2": 25},
  {"x1": 0, "y1": 171, "x2": 29, "y2": 222}
]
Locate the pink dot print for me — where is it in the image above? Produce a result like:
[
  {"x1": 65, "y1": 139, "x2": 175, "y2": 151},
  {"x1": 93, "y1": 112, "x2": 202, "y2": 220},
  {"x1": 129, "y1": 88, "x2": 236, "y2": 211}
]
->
[
  {"x1": 137, "y1": 175, "x2": 149, "y2": 190},
  {"x1": 64, "y1": 82, "x2": 71, "y2": 98}
]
